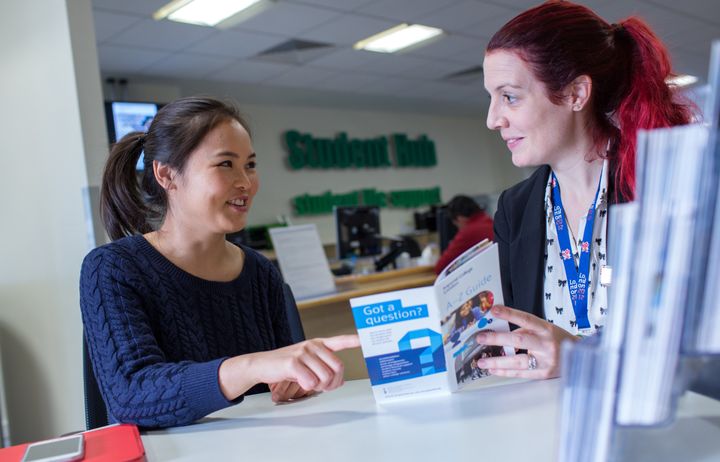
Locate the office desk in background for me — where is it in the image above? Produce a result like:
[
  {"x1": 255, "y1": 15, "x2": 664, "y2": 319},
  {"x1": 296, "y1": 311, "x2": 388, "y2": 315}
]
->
[
  {"x1": 141, "y1": 378, "x2": 720, "y2": 462},
  {"x1": 297, "y1": 265, "x2": 436, "y2": 310},
  {"x1": 296, "y1": 265, "x2": 436, "y2": 380}
]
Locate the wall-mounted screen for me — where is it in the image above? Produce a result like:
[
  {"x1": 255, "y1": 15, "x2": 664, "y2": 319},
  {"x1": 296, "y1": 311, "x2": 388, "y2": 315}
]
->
[{"x1": 104, "y1": 101, "x2": 160, "y2": 170}]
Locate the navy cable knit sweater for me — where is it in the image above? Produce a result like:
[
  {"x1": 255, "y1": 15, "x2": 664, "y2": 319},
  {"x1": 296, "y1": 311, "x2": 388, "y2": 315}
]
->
[{"x1": 79, "y1": 235, "x2": 293, "y2": 428}]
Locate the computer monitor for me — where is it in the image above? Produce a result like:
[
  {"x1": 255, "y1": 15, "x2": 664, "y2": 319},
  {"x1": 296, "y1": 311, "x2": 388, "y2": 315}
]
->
[
  {"x1": 413, "y1": 205, "x2": 441, "y2": 232},
  {"x1": 104, "y1": 101, "x2": 160, "y2": 170},
  {"x1": 436, "y1": 206, "x2": 458, "y2": 252},
  {"x1": 334, "y1": 206, "x2": 382, "y2": 260}
]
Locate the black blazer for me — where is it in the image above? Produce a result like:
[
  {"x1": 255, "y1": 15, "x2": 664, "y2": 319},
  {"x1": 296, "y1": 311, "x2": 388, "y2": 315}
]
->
[{"x1": 494, "y1": 165, "x2": 626, "y2": 321}]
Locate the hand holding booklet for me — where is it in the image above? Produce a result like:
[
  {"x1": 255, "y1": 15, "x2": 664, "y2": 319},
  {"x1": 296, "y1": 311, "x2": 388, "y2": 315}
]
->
[{"x1": 350, "y1": 240, "x2": 514, "y2": 402}]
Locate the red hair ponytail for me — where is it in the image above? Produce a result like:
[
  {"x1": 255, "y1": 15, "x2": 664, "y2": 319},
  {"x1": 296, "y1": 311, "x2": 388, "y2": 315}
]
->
[{"x1": 613, "y1": 17, "x2": 695, "y2": 200}]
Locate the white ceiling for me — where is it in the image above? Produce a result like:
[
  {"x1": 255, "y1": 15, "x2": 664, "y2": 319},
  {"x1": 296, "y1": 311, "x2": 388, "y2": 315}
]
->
[{"x1": 92, "y1": 0, "x2": 720, "y2": 114}]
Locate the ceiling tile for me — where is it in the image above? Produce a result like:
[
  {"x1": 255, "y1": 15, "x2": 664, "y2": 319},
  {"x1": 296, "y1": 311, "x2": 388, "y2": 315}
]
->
[
  {"x1": 574, "y1": 0, "x2": 720, "y2": 57},
  {"x1": 671, "y1": 49, "x2": 711, "y2": 80},
  {"x1": 669, "y1": 25, "x2": 720, "y2": 55},
  {"x1": 579, "y1": 0, "x2": 629, "y2": 16},
  {"x1": 406, "y1": 59, "x2": 480, "y2": 81},
  {"x1": 106, "y1": 18, "x2": 216, "y2": 52},
  {"x1": 308, "y1": 48, "x2": 376, "y2": 70},
  {"x1": 90, "y1": 0, "x2": 718, "y2": 114},
  {"x1": 406, "y1": 35, "x2": 486, "y2": 63},
  {"x1": 97, "y1": 44, "x2": 171, "y2": 73},
  {"x1": 92, "y1": 0, "x2": 168, "y2": 16},
  {"x1": 311, "y1": 48, "x2": 436, "y2": 77},
  {"x1": 140, "y1": 53, "x2": 236, "y2": 79},
  {"x1": 351, "y1": 52, "x2": 439, "y2": 77},
  {"x1": 286, "y1": 0, "x2": 376, "y2": 12},
  {"x1": 317, "y1": 71, "x2": 383, "y2": 92},
  {"x1": 458, "y1": 5, "x2": 518, "y2": 39},
  {"x1": 207, "y1": 60, "x2": 293, "y2": 83},
  {"x1": 477, "y1": 0, "x2": 537, "y2": 11},
  {"x1": 252, "y1": 43, "x2": 337, "y2": 65},
  {"x1": 640, "y1": 0, "x2": 720, "y2": 27},
  {"x1": 298, "y1": 13, "x2": 397, "y2": 45},
  {"x1": 414, "y1": 0, "x2": 516, "y2": 33},
  {"x1": 230, "y1": 2, "x2": 341, "y2": 37},
  {"x1": 93, "y1": 9, "x2": 144, "y2": 43},
  {"x1": 264, "y1": 66, "x2": 337, "y2": 88},
  {"x1": 188, "y1": 29, "x2": 287, "y2": 58},
  {"x1": 363, "y1": 76, "x2": 420, "y2": 95},
  {"x1": 356, "y1": 0, "x2": 462, "y2": 23},
  {"x1": 588, "y1": 1, "x2": 700, "y2": 41}
]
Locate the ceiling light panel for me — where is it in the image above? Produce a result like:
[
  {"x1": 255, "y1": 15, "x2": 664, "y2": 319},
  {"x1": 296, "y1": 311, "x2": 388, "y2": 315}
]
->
[
  {"x1": 354, "y1": 24, "x2": 443, "y2": 53},
  {"x1": 155, "y1": 0, "x2": 265, "y2": 27}
]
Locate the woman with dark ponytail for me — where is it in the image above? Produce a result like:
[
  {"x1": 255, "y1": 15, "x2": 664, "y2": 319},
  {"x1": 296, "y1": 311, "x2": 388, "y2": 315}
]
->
[
  {"x1": 81, "y1": 96, "x2": 359, "y2": 428},
  {"x1": 476, "y1": 1, "x2": 694, "y2": 379}
]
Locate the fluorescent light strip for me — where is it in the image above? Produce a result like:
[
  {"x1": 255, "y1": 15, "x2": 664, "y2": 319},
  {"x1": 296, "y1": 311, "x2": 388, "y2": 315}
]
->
[
  {"x1": 354, "y1": 23, "x2": 443, "y2": 53},
  {"x1": 666, "y1": 74, "x2": 699, "y2": 88},
  {"x1": 154, "y1": 0, "x2": 263, "y2": 26}
]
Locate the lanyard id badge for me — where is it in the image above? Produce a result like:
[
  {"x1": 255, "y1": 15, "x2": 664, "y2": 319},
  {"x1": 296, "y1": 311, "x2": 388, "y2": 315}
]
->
[{"x1": 551, "y1": 172, "x2": 602, "y2": 330}]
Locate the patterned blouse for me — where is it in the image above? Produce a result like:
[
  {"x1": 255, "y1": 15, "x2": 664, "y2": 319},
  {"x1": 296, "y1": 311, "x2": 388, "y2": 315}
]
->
[{"x1": 543, "y1": 161, "x2": 609, "y2": 335}]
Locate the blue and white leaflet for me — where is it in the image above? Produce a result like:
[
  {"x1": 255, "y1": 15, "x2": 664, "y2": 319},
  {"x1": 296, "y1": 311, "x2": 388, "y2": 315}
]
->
[{"x1": 350, "y1": 241, "x2": 514, "y2": 402}]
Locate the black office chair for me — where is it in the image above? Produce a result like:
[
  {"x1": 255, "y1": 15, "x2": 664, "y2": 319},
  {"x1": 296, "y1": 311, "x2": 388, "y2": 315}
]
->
[
  {"x1": 83, "y1": 334, "x2": 109, "y2": 430},
  {"x1": 283, "y1": 282, "x2": 306, "y2": 343},
  {"x1": 82, "y1": 286, "x2": 305, "y2": 429}
]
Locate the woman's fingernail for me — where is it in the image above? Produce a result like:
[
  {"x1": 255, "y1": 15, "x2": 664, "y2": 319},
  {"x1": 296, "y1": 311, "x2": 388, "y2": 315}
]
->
[
  {"x1": 491, "y1": 306, "x2": 502, "y2": 315},
  {"x1": 476, "y1": 333, "x2": 487, "y2": 342},
  {"x1": 477, "y1": 359, "x2": 487, "y2": 367}
]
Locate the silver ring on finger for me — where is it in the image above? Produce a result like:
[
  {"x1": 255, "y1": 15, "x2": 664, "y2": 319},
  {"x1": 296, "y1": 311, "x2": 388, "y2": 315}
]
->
[{"x1": 527, "y1": 353, "x2": 538, "y2": 370}]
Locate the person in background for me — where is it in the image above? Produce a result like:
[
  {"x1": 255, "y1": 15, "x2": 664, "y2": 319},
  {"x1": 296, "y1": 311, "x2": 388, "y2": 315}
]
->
[
  {"x1": 475, "y1": 1, "x2": 694, "y2": 379},
  {"x1": 80, "y1": 96, "x2": 359, "y2": 429},
  {"x1": 434, "y1": 195, "x2": 494, "y2": 274}
]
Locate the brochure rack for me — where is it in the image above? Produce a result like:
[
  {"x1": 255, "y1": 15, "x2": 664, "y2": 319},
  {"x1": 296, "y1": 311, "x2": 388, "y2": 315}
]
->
[{"x1": 558, "y1": 41, "x2": 720, "y2": 462}]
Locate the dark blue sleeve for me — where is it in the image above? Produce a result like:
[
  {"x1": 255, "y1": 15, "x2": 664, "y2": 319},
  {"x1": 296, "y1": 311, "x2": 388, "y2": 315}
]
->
[{"x1": 79, "y1": 248, "x2": 236, "y2": 428}]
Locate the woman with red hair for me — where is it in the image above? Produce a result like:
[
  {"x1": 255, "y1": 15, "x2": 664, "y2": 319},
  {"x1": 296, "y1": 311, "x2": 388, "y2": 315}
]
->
[{"x1": 476, "y1": 1, "x2": 694, "y2": 379}]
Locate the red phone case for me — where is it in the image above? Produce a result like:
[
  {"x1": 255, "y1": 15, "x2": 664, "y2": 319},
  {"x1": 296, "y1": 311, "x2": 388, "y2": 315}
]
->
[{"x1": 0, "y1": 424, "x2": 145, "y2": 462}]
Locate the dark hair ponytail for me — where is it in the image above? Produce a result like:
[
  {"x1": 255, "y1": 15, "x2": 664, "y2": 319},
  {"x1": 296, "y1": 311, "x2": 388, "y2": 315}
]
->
[
  {"x1": 487, "y1": 1, "x2": 695, "y2": 201},
  {"x1": 101, "y1": 132, "x2": 154, "y2": 240},
  {"x1": 100, "y1": 96, "x2": 248, "y2": 241}
]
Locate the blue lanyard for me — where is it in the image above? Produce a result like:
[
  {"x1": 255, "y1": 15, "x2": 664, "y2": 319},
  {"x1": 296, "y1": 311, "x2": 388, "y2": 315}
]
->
[{"x1": 550, "y1": 172, "x2": 602, "y2": 330}]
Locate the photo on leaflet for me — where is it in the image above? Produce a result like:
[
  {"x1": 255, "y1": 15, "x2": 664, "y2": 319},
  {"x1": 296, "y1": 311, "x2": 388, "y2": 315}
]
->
[
  {"x1": 454, "y1": 333, "x2": 506, "y2": 384},
  {"x1": 441, "y1": 290, "x2": 494, "y2": 347}
]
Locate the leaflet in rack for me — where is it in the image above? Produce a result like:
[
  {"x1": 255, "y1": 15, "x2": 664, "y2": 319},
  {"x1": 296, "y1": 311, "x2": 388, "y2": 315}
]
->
[
  {"x1": 350, "y1": 241, "x2": 514, "y2": 402},
  {"x1": 557, "y1": 40, "x2": 720, "y2": 462}
]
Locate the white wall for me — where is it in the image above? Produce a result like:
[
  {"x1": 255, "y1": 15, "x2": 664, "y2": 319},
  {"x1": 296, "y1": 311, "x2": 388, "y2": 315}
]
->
[
  {"x1": 243, "y1": 103, "x2": 523, "y2": 243},
  {"x1": 103, "y1": 80, "x2": 526, "y2": 243},
  {"x1": 0, "y1": 0, "x2": 106, "y2": 444}
]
